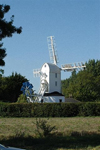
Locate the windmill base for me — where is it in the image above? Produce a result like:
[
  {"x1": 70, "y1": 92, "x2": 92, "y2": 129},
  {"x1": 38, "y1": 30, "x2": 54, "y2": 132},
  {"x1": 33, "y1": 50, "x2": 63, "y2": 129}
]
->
[{"x1": 40, "y1": 91, "x2": 65, "y2": 103}]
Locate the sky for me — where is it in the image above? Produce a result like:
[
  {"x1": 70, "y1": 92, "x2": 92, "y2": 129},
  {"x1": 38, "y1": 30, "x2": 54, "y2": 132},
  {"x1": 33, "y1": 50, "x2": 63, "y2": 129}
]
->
[{"x1": 1, "y1": 0, "x2": 100, "y2": 92}]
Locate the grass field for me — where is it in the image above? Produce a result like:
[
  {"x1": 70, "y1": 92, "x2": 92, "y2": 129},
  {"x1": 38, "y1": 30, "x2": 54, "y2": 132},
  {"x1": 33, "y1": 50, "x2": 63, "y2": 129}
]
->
[{"x1": 0, "y1": 117, "x2": 100, "y2": 150}]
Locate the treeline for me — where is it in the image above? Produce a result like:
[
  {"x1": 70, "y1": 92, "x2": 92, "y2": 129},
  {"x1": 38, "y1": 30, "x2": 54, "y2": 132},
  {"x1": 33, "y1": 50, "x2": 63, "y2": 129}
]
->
[
  {"x1": 62, "y1": 59, "x2": 100, "y2": 102},
  {"x1": 0, "y1": 72, "x2": 28, "y2": 102}
]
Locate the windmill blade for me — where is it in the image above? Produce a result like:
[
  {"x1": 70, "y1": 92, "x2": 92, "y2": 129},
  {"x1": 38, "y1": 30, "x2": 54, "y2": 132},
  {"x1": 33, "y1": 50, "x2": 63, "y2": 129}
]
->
[
  {"x1": 22, "y1": 82, "x2": 33, "y2": 89},
  {"x1": 61, "y1": 62, "x2": 86, "y2": 71},
  {"x1": 47, "y1": 36, "x2": 59, "y2": 65},
  {"x1": 29, "y1": 84, "x2": 33, "y2": 89},
  {"x1": 29, "y1": 89, "x2": 33, "y2": 95},
  {"x1": 33, "y1": 69, "x2": 41, "y2": 77},
  {"x1": 22, "y1": 82, "x2": 28, "y2": 89},
  {"x1": 21, "y1": 86, "x2": 25, "y2": 92},
  {"x1": 21, "y1": 81, "x2": 33, "y2": 96}
]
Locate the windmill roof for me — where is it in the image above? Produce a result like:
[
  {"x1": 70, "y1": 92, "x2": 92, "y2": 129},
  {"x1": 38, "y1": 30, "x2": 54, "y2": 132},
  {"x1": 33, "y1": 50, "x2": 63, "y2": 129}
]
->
[{"x1": 42, "y1": 63, "x2": 61, "y2": 73}]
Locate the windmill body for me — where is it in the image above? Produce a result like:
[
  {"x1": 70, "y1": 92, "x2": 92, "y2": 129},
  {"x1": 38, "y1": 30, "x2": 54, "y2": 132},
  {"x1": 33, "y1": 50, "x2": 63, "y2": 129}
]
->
[
  {"x1": 34, "y1": 62, "x2": 65, "y2": 102},
  {"x1": 41, "y1": 63, "x2": 61, "y2": 93},
  {"x1": 33, "y1": 36, "x2": 86, "y2": 103}
]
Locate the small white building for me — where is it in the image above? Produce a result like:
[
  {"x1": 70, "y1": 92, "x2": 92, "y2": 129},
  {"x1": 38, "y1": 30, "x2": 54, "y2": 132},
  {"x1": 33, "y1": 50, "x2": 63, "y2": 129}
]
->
[{"x1": 43, "y1": 91, "x2": 65, "y2": 103}]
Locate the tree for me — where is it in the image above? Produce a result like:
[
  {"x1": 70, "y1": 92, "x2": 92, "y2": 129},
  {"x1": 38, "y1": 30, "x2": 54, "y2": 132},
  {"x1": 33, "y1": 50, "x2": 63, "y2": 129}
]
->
[
  {"x1": 62, "y1": 59, "x2": 100, "y2": 102},
  {"x1": 73, "y1": 71, "x2": 97, "y2": 101},
  {"x1": 85, "y1": 59, "x2": 100, "y2": 76},
  {"x1": 0, "y1": 72, "x2": 28, "y2": 102},
  {"x1": 0, "y1": 4, "x2": 22, "y2": 74}
]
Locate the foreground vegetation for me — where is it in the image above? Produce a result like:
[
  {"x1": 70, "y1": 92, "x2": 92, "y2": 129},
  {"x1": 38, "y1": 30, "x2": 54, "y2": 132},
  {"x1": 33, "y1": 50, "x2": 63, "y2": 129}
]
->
[{"x1": 0, "y1": 117, "x2": 100, "y2": 150}]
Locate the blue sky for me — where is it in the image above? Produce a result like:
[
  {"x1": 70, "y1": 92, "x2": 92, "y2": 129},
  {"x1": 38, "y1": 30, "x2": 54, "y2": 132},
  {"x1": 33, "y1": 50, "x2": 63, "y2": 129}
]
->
[{"x1": 1, "y1": 0, "x2": 100, "y2": 92}]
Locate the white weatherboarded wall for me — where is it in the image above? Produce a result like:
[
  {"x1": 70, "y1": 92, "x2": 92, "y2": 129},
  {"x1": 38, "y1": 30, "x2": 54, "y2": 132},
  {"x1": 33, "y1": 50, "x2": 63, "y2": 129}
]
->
[
  {"x1": 41, "y1": 63, "x2": 61, "y2": 93},
  {"x1": 42, "y1": 96, "x2": 65, "y2": 103}
]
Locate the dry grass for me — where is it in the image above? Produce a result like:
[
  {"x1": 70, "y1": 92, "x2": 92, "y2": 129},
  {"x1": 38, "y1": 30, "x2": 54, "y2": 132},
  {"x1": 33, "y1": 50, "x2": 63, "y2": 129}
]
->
[
  {"x1": 0, "y1": 117, "x2": 100, "y2": 150},
  {"x1": 0, "y1": 117, "x2": 100, "y2": 137}
]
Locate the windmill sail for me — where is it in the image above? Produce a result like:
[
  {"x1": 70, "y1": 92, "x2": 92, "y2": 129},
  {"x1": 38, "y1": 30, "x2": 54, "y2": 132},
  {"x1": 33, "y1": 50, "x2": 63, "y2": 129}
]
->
[
  {"x1": 47, "y1": 36, "x2": 59, "y2": 65},
  {"x1": 61, "y1": 62, "x2": 86, "y2": 71}
]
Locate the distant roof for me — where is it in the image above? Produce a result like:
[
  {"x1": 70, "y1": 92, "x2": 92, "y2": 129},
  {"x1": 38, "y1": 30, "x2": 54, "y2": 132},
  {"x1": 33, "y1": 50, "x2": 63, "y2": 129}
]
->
[
  {"x1": 65, "y1": 98, "x2": 80, "y2": 103},
  {"x1": 44, "y1": 91, "x2": 64, "y2": 96}
]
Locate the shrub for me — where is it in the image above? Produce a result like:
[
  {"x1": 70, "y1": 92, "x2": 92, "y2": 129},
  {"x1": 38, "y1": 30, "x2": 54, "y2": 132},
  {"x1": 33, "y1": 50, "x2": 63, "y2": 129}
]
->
[
  {"x1": 34, "y1": 118, "x2": 56, "y2": 137},
  {"x1": 0, "y1": 102, "x2": 100, "y2": 117},
  {"x1": 61, "y1": 103, "x2": 79, "y2": 117},
  {"x1": 16, "y1": 94, "x2": 27, "y2": 103},
  {"x1": 78, "y1": 102, "x2": 100, "y2": 116}
]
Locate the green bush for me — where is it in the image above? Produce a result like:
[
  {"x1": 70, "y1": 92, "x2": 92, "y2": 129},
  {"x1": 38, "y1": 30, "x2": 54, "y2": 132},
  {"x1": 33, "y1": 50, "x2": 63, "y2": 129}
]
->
[
  {"x1": 34, "y1": 118, "x2": 56, "y2": 137},
  {"x1": 0, "y1": 102, "x2": 100, "y2": 117},
  {"x1": 16, "y1": 94, "x2": 27, "y2": 103},
  {"x1": 78, "y1": 102, "x2": 100, "y2": 116}
]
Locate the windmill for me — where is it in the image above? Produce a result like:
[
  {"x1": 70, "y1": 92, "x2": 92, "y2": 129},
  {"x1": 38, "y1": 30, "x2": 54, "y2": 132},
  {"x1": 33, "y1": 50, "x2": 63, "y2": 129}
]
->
[
  {"x1": 33, "y1": 36, "x2": 86, "y2": 103},
  {"x1": 21, "y1": 81, "x2": 34, "y2": 102}
]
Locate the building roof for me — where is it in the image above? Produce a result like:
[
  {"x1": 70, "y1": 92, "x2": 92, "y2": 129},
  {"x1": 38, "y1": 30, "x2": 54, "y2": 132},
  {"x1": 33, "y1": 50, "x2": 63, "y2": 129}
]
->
[
  {"x1": 44, "y1": 91, "x2": 64, "y2": 96},
  {"x1": 65, "y1": 98, "x2": 80, "y2": 103},
  {"x1": 42, "y1": 63, "x2": 61, "y2": 73}
]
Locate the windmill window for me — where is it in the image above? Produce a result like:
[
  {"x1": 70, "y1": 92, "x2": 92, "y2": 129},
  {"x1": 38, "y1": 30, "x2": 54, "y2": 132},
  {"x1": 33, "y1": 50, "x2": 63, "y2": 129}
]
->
[
  {"x1": 55, "y1": 73, "x2": 57, "y2": 78},
  {"x1": 55, "y1": 81, "x2": 57, "y2": 86},
  {"x1": 59, "y1": 99, "x2": 62, "y2": 103}
]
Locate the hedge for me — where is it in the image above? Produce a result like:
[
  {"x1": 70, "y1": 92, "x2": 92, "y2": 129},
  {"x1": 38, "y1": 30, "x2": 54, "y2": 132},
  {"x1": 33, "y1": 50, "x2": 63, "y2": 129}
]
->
[{"x1": 0, "y1": 102, "x2": 100, "y2": 117}]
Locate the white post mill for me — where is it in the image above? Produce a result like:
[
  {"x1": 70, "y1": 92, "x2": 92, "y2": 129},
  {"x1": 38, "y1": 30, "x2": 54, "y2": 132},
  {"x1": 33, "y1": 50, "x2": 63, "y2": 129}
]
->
[{"x1": 33, "y1": 36, "x2": 86, "y2": 103}]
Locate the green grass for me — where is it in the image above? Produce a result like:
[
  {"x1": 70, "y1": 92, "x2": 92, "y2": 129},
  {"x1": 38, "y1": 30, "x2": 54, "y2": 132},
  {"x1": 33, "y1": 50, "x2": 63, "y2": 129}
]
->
[{"x1": 0, "y1": 117, "x2": 100, "y2": 150}]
